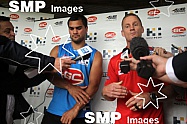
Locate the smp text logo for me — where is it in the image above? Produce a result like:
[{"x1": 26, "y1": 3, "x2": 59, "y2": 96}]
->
[
  {"x1": 85, "y1": 111, "x2": 121, "y2": 123},
  {"x1": 103, "y1": 49, "x2": 117, "y2": 60},
  {"x1": 172, "y1": 26, "x2": 186, "y2": 37},
  {"x1": 147, "y1": 9, "x2": 160, "y2": 19},
  {"x1": 9, "y1": 1, "x2": 46, "y2": 12},
  {"x1": 146, "y1": 27, "x2": 162, "y2": 39}
]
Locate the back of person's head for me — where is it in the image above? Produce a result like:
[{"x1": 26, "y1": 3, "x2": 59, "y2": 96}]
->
[
  {"x1": 0, "y1": 16, "x2": 10, "y2": 29},
  {"x1": 67, "y1": 14, "x2": 87, "y2": 28},
  {"x1": 121, "y1": 13, "x2": 143, "y2": 28},
  {"x1": 0, "y1": 16, "x2": 10, "y2": 22}
]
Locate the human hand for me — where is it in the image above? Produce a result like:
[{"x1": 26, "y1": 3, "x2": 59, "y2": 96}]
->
[
  {"x1": 126, "y1": 91, "x2": 150, "y2": 111},
  {"x1": 60, "y1": 106, "x2": 79, "y2": 124},
  {"x1": 124, "y1": 58, "x2": 140, "y2": 71},
  {"x1": 67, "y1": 85, "x2": 90, "y2": 104},
  {"x1": 102, "y1": 81, "x2": 128, "y2": 99},
  {"x1": 153, "y1": 47, "x2": 173, "y2": 58},
  {"x1": 140, "y1": 55, "x2": 168, "y2": 78},
  {"x1": 54, "y1": 57, "x2": 76, "y2": 72}
]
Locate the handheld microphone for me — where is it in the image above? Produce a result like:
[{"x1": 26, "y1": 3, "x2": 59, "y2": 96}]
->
[
  {"x1": 73, "y1": 45, "x2": 92, "y2": 61},
  {"x1": 130, "y1": 37, "x2": 149, "y2": 60},
  {"x1": 130, "y1": 37, "x2": 155, "y2": 79},
  {"x1": 171, "y1": 44, "x2": 184, "y2": 52}
]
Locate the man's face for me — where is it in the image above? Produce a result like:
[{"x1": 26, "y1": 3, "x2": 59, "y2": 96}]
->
[
  {"x1": 121, "y1": 15, "x2": 144, "y2": 43},
  {"x1": 0, "y1": 21, "x2": 15, "y2": 41},
  {"x1": 68, "y1": 20, "x2": 87, "y2": 44}
]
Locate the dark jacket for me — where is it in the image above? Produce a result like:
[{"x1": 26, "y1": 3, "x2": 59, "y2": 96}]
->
[
  {"x1": 0, "y1": 35, "x2": 55, "y2": 71},
  {"x1": 0, "y1": 35, "x2": 53, "y2": 123}
]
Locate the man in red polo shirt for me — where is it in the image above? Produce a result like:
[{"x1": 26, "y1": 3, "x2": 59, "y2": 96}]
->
[{"x1": 102, "y1": 13, "x2": 173, "y2": 124}]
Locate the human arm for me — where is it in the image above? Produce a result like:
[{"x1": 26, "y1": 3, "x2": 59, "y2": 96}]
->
[
  {"x1": 61, "y1": 51, "x2": 103, "y2": 124},
  {"x1": 102, "y1": 58, "x2": 128, "y2": 101},
  {"x1": 0, "y1": 35, "x2": 73, "y2": 72},
  {"x1": 140, "y1": 54, "x2": 187, "y2": 88}
]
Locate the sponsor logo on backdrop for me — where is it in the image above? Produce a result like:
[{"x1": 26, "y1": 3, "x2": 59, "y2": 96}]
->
[
  {"x1": 10, "y1": 14, "x2": 19, "y2": 22},
  {"x1": 172, "y1": 26, "x2": 186, "y2": 37},
  {"x1": 52, "y1": 35, "x2": 61, "y2": 43},
  {"x1": 38, "y1": 22, "x2": 47, "y2": 30},
  {"x1": 24, "y1": 28, "x2": 32, "y2": 33},
  {"x1": 106, "y1": 15, "x2": 117, "y2": 21},
  {"x1": 29, "y1": 86, "x2": 41, "y2": 97},
  {"x1": 36, "y1": 37, "x2": 46, "y2": 46},
  {"x1": 173, "y1": 116, "x2": 187, "y2": 124},
  {"x1": 173, "y1": 95, "x2": 187, "y2": 106},
  {"x1": 103, "y1": 49, "x2": 117, "y2": 59},
  {"x1": 104, "y1": 32, "x2": 116, "y2": 41},
  {"x1": 102, "y1": 72, "x2": 107, "y2": 77},
  {"x1": 20, "y1": 40, "x2": 33, "y2": 49},
  {"x1": 46, "y1": 88, "x2": 54, "y2": 97},
  {"x1": 14, "y1": 26, "x2": 19, "y2": 35},
  {"x1": 54, "y1": 21, "x2": 63, "y2": 26},
  {"x1": 147, "y1": 9, "x2": 160, "y2": 19},
  {"x1": 125, "y1": 10, "x2": 138, "y2": 16},
  {"x1": 172, "y1": 7, "x2": 186, "y2": 15},
  {"x1": 87, "y1": 16, "x2": 97, "y2": 25},
  {"x1": 146, "y1": 27, "x2": 162, "y2": 39},
  {"x1": 86, "y1": 32, "x2": 97, "y2": 42},
  {"x1": 26, "y1": 17, "x2": 35, "y2": 22}
]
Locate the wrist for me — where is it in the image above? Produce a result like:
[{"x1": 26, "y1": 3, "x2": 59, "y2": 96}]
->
[{"x1": 149, "y1": 92, "x2": 158, "y2": 102}]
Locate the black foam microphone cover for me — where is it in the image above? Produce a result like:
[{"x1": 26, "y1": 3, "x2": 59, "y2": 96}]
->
[{"x1": 130, "y1": 37, "x2": 149, "y2": 60}]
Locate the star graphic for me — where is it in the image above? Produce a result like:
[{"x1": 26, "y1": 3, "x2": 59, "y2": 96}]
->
[
  {"x1": 20, "y1": 105, "x2": 43, "y2": 124},
  {"x1": 134, "y1": 77, "x2": 167, "y2": 109},
  {"x1": 25, "y1": 24, "x2": 73, "y2": 74},
  {"x1": 149, "y1": 0, "x2": 174, "y2": 17}
]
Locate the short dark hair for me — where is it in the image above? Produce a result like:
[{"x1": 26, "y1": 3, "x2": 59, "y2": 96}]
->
[
  {"x1": 0, "y1": 16, "x2": 10, "y2": 22},
  {"x1": 121, "y1": 13, "x2": 143, "y2": 28},
  {"x1": 67, "y1": 14, "x2": 87, "y2": 28}
]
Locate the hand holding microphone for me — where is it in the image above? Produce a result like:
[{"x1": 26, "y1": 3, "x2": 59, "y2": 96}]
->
[{"x1": 130, "y1": 37, "x2": 155, "y2": 79}]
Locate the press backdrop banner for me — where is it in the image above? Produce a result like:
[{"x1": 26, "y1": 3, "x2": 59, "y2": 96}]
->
[{"x1": 0, "y1": 3, "x2": 187, "y2": 124}]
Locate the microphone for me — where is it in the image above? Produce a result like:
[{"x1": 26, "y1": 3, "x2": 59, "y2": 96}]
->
[
  {"x1": 171, "y1": 44, "x2": 184, "y2": 52},
  {"x1": 73, "y1": 45, "x2": 92, "y2": 61},
  {"x1": 130, "y1": 37, "x2": 149, "y2": 60},
  {"x1": 130, "y1": 37, "x2": 155, "y2": 79}
]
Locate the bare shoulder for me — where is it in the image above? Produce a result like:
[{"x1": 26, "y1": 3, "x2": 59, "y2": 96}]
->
[{"x1": 50, "y1": 45, "x2": 59, "y2": 58}]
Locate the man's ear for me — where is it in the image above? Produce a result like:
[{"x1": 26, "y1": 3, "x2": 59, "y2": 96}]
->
[
  {"x1": 121, "y1": 30, "x2": 125, "y2": 37},
  {"x1": 141, "y1": 26, "x2": 144, "y2": 34}
]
